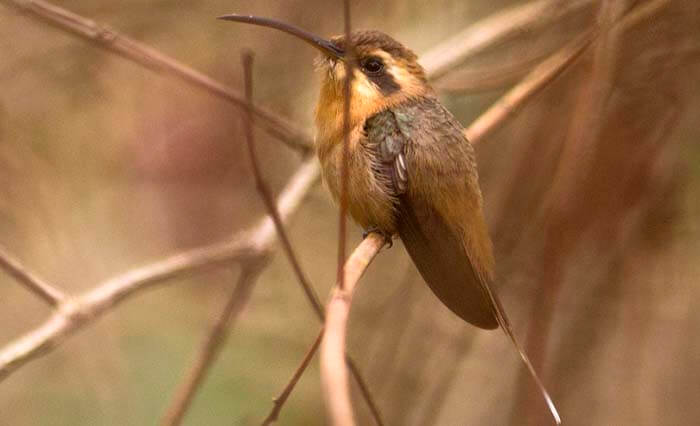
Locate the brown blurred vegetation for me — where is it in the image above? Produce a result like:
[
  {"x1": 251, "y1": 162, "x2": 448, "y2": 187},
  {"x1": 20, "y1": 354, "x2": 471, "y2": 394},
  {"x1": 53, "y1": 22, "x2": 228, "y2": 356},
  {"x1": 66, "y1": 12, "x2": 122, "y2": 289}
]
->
[{"x1": 1, "y1": 0, "x2": 699, "y2": 425}]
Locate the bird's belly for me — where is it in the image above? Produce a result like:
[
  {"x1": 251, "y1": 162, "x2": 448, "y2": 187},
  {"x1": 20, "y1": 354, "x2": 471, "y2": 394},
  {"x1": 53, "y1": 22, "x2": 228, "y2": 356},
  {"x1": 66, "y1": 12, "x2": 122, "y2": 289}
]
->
[{"x1": 319, "y1": 141, "x2": 397, "y2": 234}]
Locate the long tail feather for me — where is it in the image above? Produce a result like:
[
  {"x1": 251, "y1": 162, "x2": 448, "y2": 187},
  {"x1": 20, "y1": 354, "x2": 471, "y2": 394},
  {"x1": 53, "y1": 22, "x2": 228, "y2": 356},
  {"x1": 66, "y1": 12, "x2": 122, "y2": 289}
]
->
[{"x1": 484, "y1": 282, "x2": 561, "y2": 425}]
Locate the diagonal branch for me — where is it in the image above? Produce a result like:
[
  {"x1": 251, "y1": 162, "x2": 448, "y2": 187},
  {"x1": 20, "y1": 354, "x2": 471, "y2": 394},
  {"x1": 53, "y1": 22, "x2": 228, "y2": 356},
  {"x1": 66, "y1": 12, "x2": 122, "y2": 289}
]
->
[
  {"x1": 160, "y1": 264, "x2": 267, "y2": 426},
  {"x1": 0, "y1": 157, "x2": 320, "y2": 383},
  {"x1": 465, "y1": 30, "x2": 595, "y2": 143},
  {"x1": 262, "y1": 327, "x2": 324, "y2": 426},
  {"x1": 421, "y1": 0, "x2": 594, "y2": 80},
  {"x1": 0, "y1": 245, "x2": 66, "y2": 307},
  {"x1": 239, "y1": 51, "x2": 324, "y2": 320},
  {"x1": 0, "y1": 0, "x2": 312, "y2": 153},
  {"x1": 345, "y1": 356, "x2": 384, "y2": 425}
]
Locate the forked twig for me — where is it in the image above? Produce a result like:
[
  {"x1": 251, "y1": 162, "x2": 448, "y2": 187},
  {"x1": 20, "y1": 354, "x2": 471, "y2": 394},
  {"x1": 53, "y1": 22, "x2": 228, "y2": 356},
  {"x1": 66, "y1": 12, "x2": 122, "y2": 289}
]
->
[{"x1": 0, "y1": 157, "x2": 320, "y2": 382}]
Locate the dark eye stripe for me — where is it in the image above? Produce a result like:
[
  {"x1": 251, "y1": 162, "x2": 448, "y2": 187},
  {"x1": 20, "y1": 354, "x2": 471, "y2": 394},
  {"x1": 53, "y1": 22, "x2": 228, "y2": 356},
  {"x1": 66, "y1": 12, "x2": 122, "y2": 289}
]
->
[
  {"x1": 372, "y1": 71, "x2": 400, "y2": 96},
  {"x1": 358, "y1": 55, "x2": 399, "y2": 96}
]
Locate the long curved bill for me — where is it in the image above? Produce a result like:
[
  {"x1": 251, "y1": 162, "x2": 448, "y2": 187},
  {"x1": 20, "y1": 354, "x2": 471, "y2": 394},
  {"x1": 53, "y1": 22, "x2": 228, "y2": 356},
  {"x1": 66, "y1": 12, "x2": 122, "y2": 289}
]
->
[{"x1": 217, "y1": 14, "x2": 344, "y2": 59}]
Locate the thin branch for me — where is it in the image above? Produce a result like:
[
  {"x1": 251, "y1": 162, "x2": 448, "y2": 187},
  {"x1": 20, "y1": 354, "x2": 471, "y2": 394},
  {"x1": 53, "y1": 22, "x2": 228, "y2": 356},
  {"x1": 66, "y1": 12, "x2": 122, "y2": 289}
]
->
[
  {"x1": 0, "y1": 238, "x2": 263, "y2": 382},
  {"x1": 539, "y1": 0, "x2": 670, "y2": 216},
  {"x1": 420, "y1": 0, "x2": 594, "y2": 80},
  {"x1": 345, "y1": 356, "x2": 384, "y2": 426},
  {"x1": 337, "y1": 0, "x2": 354, "y2": 291},
  {"x1": 415, "y1": 334, "x2": 475, "y2": 425},
  {"x1": 261, "y1": 327, "x2": 324, "y2": 426},
  {"x1": 240, "y1": 50, "x2": 324, "y2": 320},
  {"x1": 0, "y1": 0, "x2": 312, "y2": 153},
  {"x1": 433, "y1": 51, "x2": 550, "y2": 94},
  {"x1": 321, "y1": 233, "x2": 387, "y2": 426},
  {"x1": 161, "y1": 265, "x2": 266, "y2": 426},
  {"x1": 617, "y1": 0, "x2": 671, "y2": 32},
  {"x1": 0, "y1": 157, "x2": 320, "y2": 382},
  {"x1": 0, "y1": 245, "x2": 66, "y2": 306},
  {"x1": 465, "y1": 30, "x2": 595, "y2": 143}
]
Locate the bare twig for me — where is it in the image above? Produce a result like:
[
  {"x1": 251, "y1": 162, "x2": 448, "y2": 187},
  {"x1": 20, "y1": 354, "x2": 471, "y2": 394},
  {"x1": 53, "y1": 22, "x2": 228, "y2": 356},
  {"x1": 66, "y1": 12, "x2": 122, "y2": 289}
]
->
[
  {"x1": 0, "y1": 245, "x2": 66, "y2": 306},
  {"x1": 433, "y1": 51, "x2": 550, "y2": 94},
  {"x1": 617, "y1": 0, "x2": 672, "y2": 32},
  {"x1": 421, "y1": 0, "x2": 594, "y2": 80},
  {"x1": 161, "y1": 264, "x2": 266, "y2": 426},
  {"x1": 337, "y1": 0, "x2": 354, "y2": 291},
  {"x1": 0, "y1": 157, "x2": 320, "y2": 382},
  {"x1": 465, "y1": 30, "x2": 595, "y2": 143},
  {"x1": 240, "y1": 50, "x2": 324, "y2": 319},
  {"x1": 415, "y1": 334, "x2": 475, "y2": 425},
  {"x1": 262, "y1": 327, "x2": 324, "y2": 426},
  {"x1": 260, "y1": 333, "x2": 386, "y2": 426},
  {"x1": 0, "y1": 0, "x2": 312, "y2": 153},
  {"x1": 345, "y1": 356, "x2": 384, "y2": 426},
  {"x1": 322, "y1": 233, "x2": 387, "y2": 426}
]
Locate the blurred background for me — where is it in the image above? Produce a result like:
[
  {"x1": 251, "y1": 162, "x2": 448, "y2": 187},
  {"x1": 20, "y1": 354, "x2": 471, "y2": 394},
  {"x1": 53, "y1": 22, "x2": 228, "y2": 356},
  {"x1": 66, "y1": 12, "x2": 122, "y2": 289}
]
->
[{"x1": 1, "y1": 0, "x2": 699, "y2": 425}]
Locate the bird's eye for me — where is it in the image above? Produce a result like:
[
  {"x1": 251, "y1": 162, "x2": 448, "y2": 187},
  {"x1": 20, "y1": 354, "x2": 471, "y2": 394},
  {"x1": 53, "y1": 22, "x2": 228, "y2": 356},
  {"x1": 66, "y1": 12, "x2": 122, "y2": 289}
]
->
[{"x1": 361, "y1": 58, "x2": 384, "y2": 74}]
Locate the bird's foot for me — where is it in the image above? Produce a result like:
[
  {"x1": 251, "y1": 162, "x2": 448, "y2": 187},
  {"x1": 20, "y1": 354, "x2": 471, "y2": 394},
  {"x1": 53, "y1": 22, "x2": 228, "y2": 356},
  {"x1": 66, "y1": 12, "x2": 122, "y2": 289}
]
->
[{"x1": 362, "y1": 226, "x2": 393, "y2": 248}]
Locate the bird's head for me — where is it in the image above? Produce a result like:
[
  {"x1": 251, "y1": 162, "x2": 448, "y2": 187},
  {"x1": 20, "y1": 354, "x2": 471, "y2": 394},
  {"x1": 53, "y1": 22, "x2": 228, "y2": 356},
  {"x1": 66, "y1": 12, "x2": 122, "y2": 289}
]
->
[{"x1": 218, "y1": 15, "x2": 433, "y2": 143}]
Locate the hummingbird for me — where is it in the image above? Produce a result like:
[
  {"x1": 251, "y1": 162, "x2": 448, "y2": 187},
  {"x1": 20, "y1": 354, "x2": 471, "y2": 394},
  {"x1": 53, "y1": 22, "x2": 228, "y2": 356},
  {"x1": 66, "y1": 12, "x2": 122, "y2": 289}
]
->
[{"x1": 219, "y1": 14, "x2": 560, "y2": 424}]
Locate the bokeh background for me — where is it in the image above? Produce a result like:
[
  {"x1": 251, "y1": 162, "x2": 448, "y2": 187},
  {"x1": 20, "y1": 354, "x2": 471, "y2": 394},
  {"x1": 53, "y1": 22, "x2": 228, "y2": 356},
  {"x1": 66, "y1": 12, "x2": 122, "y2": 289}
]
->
[{"x1": 1, "y1": 0, "x2": 699, "y2": 425}]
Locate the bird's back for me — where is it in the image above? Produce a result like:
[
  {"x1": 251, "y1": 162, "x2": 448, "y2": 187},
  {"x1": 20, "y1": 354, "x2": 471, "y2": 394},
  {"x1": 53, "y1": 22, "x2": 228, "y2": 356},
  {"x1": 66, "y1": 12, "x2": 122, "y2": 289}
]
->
[{"x1": 365, "y1": 98, "x2": 498, "y2": 329}]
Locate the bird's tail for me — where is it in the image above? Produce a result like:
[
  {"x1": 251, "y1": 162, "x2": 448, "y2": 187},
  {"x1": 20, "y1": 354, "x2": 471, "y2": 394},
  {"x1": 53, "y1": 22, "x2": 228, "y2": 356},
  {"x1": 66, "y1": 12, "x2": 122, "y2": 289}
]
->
[
  {"x1": 397, "y1": 196, "x2": 561, "y2": 424},
  {"x1": 482, "y1": 280, "x2": 562, "y2": 425}
]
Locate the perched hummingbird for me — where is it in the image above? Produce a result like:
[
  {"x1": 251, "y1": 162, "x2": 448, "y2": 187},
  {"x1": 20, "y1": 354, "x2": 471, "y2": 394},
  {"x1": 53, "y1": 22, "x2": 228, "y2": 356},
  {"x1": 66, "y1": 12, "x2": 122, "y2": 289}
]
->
[{"x1": 219, "y1": 14, "x2": 559, "y2": 423}]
